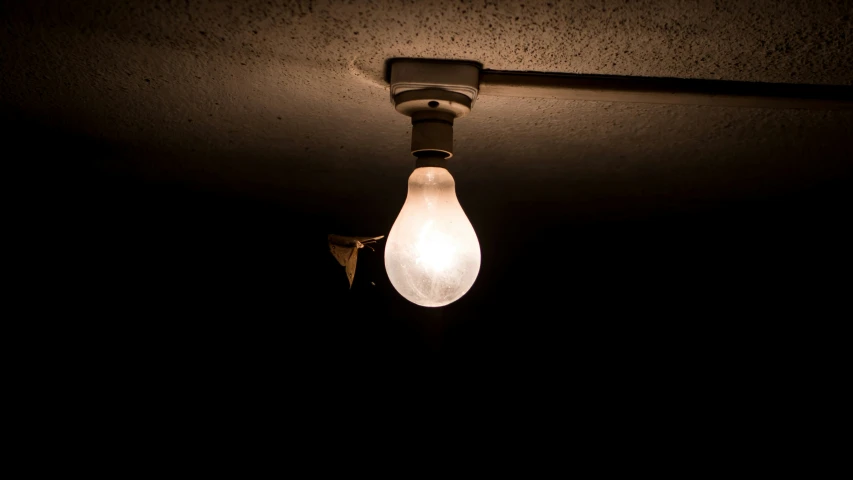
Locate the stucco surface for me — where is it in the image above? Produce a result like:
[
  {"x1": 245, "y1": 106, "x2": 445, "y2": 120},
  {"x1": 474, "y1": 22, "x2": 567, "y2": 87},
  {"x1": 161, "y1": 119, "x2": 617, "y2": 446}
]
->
[{"x1": 2, "y1": 0, "x2": 851, "y2": 219}]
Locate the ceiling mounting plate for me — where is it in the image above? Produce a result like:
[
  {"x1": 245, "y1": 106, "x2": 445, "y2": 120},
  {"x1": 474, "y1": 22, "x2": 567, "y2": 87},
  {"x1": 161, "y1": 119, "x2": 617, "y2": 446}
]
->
[
  {"x1": 393, "y1": 89, "x2": 472, "y2": 118},
  {"x1": 388, "y1": 59, "x2": 481, "y2": 106}
]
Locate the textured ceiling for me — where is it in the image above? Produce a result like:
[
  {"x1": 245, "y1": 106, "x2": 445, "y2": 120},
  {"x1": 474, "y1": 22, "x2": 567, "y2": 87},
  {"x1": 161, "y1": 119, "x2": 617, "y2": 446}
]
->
[{"x1": 3, "y1": 0, "x2": 852, "y2": 219}]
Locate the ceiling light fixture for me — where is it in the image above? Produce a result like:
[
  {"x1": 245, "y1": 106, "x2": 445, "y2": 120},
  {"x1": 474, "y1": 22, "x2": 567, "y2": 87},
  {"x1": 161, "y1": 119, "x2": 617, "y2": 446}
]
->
[
  {"x1": 385, "y1": 60, "x2": 482, "y2": 307},
  {"x1": 381, "y1": 59, "x2": 853, "y2": 307}
]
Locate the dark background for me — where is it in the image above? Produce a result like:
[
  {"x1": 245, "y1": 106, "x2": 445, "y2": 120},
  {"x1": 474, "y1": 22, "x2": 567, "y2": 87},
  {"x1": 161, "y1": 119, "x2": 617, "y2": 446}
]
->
[{"x1": 13, "y1": 106, "x2": 850, "y2": 389}]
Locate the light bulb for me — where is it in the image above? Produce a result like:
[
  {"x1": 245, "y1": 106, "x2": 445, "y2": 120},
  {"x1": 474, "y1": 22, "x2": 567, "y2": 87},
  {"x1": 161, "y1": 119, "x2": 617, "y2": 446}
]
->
[{"x1": 385, "y1": 165, "x2": 481, "y2": 307}]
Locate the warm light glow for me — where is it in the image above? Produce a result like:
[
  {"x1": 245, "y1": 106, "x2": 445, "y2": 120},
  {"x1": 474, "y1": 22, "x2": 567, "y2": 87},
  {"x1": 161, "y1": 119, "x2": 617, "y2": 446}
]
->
[
  {"x1": 414, "y1": 221, "x2": 457, "y2": 273},
  {"x1": 385, "y1": 167, "x2": 481, "y2": 307}
]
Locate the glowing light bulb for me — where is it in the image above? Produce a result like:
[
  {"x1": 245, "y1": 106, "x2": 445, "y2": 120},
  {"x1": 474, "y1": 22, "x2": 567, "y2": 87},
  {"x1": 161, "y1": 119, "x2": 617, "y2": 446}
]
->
[{"x1": 385, "y1": 166, "x2": 481, "y2": 307}]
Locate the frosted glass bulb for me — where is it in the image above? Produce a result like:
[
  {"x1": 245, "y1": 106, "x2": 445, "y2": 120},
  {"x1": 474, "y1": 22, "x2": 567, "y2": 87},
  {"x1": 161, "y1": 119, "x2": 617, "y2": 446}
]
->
[{"x1": 385, "y1": 166, "x2": 481, "y2": 307}]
